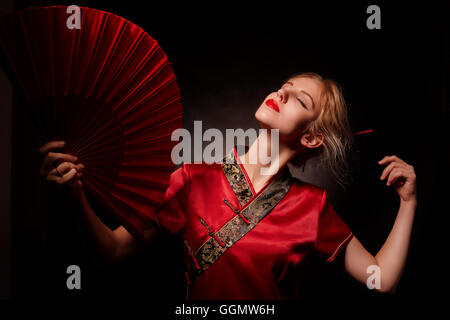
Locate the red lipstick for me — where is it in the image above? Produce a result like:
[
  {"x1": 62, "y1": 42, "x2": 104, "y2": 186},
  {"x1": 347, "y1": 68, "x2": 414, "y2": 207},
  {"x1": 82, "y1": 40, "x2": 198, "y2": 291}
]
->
[{"x1": 265, "y1": 99, "x2": 279, "y2": 112}]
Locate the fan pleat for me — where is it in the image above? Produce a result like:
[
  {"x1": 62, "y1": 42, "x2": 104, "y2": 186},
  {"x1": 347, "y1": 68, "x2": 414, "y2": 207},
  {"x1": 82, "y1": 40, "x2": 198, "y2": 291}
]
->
[
  {"x1": 70, "y1": 114, "x2": 117, "y2": 154},
  {"x1": 115, "y1": 70, "x2": 178, "y2": 119},
  {"x1": 67, "y1": 18, "x2": 81, "y2": 96},
  {"x1": 121, "y1": 93, "x2": 180, "y2": 129},
  {"x1": 124, "y1": 105, "x2": 182, "y2": 136},
  {"x1": 75, "y1": 118, "x2": 121, "y2": 153},
  {"x1": 108, "y1": 46, "x2": 164, "y2": 110},
  {"x1": 0, "y1": 6, "x2": 183, "y2": 240},
  {"x1": 67, "y1": 99, "x2": 115, "y2": 152},
  {"x1": 87, "y1": 19, "x2": 126, "y2": 98},
  {"x1": 126, "y1": 129, "x2": 178, "y2": 148},
  {"x1": 100, "y1": 33, "x2": 150, "y2": 103},
  {"x1": 84, "y1": 179, "x2": 156, "y2": 232},
  {"x1": 80, "y1": 17, "x2": 107, "y2": 96}
]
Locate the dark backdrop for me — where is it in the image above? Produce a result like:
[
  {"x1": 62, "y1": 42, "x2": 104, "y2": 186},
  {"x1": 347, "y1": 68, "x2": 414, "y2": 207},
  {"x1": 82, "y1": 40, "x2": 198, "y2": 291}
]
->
[{"x1": 4, "y1": 0, "x2": 449, "y2": 314}]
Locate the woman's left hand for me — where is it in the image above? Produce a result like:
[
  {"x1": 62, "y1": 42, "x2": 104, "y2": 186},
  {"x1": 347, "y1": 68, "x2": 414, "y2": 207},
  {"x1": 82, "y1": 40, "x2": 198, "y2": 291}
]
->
[{"x1": 378, "y1": 155, "x2": 417, "y2": 203}]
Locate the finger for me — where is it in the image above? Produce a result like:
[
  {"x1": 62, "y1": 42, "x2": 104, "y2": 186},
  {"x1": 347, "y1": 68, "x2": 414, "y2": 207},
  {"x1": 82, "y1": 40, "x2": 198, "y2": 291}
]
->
[
  {"x1": 43, "y1": 161, "x2": 82, "y2": 179},
  {"x1": 38, "y1": 141, "x2": 66, "y2": 154},
  {"x1": 378, "y1": 155, "x2": 407, "y2": 166},
  {"x1": 55, "y1": 168, "x2": 78, "y2": 185},
  {"x1": 42, "y1": 152, "x2": 78, "y2": 170},
  {"x1": 380, "y1": 161, "x2": 411, "y2": 180},
  {"x1": 56, "y1": 162, "x2": 78, "y2": 176},
  {"x1": 380, "y1": 162, "x2": 400, "y2": 180},
  {"x1": 378, "y1": 155, "x2": 388, "y2": 164},
  {"x1": 46, "y1": 162, "x2": 76, "y2": 181},
  {"x1": 386, "y1": 168, "x2": 406, "y2": 186},
  {"x1": 378, "y1": 155, "x2": 396, "y2": 165},
  {"x1": 46, "y1": 169, "x2": 76, "y2": 183},
  {"x1": 378, "y1": 155, "x2": 392, "y2": 165}
]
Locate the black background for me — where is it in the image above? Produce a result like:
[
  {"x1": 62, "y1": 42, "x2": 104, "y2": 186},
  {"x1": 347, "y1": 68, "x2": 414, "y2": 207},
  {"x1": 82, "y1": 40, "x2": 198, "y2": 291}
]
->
[{"x1": 3, "y1": 0, "x2": 449, "y2": 316}]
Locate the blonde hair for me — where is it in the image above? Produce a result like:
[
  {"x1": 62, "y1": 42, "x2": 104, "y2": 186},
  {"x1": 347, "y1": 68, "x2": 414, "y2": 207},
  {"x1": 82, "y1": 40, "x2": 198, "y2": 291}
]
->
[{"x1": 287, "y1": 72, "x2": 354, "y2": 187}]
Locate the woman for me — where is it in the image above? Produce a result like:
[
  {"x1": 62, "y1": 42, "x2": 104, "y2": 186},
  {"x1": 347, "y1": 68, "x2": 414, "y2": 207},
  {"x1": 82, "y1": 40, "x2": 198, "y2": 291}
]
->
[{"x1": 38, "y1": 72, "x2": 417, "y2": 300}]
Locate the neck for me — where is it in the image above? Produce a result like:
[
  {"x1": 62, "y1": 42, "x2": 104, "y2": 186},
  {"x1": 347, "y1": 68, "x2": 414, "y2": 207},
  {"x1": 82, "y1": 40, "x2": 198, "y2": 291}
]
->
[{"x1": 239, "y1": 132, "x2": 300, "y2": 191}]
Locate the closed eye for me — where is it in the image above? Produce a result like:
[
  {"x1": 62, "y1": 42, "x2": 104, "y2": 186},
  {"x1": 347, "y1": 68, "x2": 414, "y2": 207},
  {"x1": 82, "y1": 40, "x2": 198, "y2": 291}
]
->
[{"x1": 297, "y1": 98, "x2": 308, "y2": 109}]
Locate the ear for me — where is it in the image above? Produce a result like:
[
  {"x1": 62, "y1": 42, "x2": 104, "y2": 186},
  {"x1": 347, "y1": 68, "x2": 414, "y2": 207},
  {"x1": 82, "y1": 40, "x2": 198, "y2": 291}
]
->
[{"x1": 300, "y1": 132, "x2": 324, "y2": 149}]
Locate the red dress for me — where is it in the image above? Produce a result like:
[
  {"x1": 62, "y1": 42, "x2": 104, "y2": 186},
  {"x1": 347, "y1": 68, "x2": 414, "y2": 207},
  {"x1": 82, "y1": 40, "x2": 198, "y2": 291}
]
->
[{"x1": 154, "y1": 145, "x2": 354, "y2": 300}]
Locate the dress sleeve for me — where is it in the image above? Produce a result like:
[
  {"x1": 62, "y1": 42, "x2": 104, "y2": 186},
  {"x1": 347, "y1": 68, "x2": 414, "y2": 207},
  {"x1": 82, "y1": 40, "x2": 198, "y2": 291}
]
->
[
  {"x1": 315, "y1": 190, "x2": 354, "y2": 262},
  {"x1": 154, "y1": 163, "x2": 190, "y2": 235}
]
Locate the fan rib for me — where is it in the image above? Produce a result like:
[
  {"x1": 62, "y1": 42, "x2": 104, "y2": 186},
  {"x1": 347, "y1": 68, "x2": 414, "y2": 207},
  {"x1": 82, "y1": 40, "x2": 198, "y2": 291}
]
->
[
  {"x1": 78, "y1": 13, "x2": 106, "y2": 97},
  {"x1": 117, "y1": 72, "x2": 177, "y2": 119},
  {"x1": 101, "y1": 32, "x2": 150, "y2": 102},
  {"x1": 111, "y1": 55, "x2": 168, "y2": 112},
  {"x1": 124, "y1": 97, "x2": 180, "y2": 134},
  {"x1": 65, "y1": 18, "x2": 81, "y2": 95},
  {"x1": 87, "y1": 19, "x2": 126, "y2": 98}
]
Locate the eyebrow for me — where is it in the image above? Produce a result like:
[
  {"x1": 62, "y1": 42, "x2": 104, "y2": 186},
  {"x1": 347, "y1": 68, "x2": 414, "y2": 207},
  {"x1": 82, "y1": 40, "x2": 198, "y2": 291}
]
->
[{"x1": 285, "y1": 81, "x2": 315, "y2": 110}]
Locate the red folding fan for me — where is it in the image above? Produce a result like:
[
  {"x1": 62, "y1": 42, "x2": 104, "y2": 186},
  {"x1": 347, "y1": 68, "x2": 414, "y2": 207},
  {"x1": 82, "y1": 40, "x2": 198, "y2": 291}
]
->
[{"x1": 0, "y1": 6, "x2": 183, "y2": 240}]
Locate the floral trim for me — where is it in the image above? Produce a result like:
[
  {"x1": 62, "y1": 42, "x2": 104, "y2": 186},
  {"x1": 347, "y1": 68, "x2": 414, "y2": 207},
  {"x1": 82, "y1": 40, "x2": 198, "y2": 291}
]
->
[{"x1": 221, "y1": 149, "x2": 254, "y2": 206}]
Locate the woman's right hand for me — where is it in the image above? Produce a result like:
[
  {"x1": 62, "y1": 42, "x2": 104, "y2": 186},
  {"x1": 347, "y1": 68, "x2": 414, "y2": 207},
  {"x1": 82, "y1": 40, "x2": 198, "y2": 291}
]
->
[{"x1": 38, "y1": 140, "x2": 85, "y2": 198}]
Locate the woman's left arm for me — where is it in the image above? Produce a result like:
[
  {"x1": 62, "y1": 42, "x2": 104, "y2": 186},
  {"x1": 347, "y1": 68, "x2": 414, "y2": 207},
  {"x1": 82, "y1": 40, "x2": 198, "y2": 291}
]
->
[{"x1": 343, "y1": 155, "x2": 417, "y2": 294}]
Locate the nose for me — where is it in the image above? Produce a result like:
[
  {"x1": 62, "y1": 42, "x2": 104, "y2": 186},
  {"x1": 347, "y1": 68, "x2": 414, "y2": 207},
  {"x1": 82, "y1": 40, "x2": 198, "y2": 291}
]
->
[{"x1": 276, "y1": 88, "x2": 287, "y2": 104}]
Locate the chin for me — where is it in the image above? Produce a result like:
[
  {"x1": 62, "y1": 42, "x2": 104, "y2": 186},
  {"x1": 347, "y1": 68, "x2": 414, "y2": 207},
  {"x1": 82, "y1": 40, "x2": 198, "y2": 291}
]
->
[{"x1": 255, "y1": 106, "x2": 275, "y2": 128}]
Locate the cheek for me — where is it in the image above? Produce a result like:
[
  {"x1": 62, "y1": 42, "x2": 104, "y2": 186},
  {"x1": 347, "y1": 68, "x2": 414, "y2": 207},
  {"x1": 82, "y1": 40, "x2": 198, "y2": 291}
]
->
[
  {"x1": 255, "y1": 100, "x2": 314, "y2": 137},
  {"x1": 278, "y1": 105, "x2": 311, "y2": 135}
]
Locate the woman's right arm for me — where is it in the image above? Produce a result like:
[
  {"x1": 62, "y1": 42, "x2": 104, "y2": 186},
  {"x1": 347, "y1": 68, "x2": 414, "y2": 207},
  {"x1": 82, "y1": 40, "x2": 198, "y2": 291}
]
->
[
  {"x1": 39, "y1": 141, "x2": 158, "y2": 265},
  {"x1": 75, "y1": 187, "x2": 159, "y2": 265}
]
